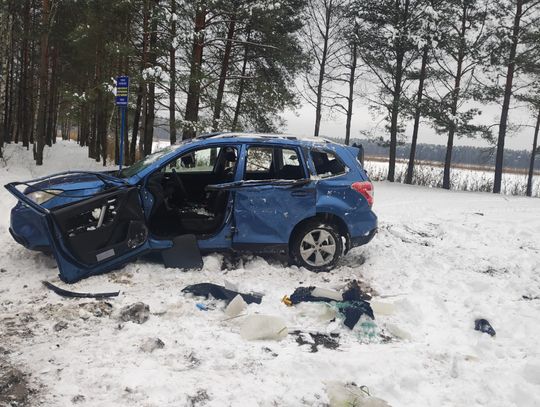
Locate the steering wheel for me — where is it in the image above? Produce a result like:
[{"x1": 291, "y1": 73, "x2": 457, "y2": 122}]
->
[{"x1": 170, "y1": 168, "x2": 188, "y2": 198}]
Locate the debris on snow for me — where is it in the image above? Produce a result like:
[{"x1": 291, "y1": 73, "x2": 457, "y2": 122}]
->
[
  {"x1": 53, "y1": 321, "x2": 68, "y2": 332},
  {"x1": 140, "y1": 337, "x2": 165, "y2": 353},
  {"x1": 182, "y1": 283, "x2": 263, "y2": 304},
  {"x1": 385, "y1": 323, "x2": 412, "y2": 341},
  {"x1": 42, "y1": 281, "x2": 120, "y2": 299},
  {"x1": 240, "y1": 315, "x2": 288, "y2": 341},
  {"x1": 325, "y1": 381, "x2": 391, "y2": 407},
  {"x1": 474, "y1": 318, "x2": 496, "y2": 337},
  {"x1": 370, "y1": 300, "x2": 396, "y2": 316},
  {"x1": 79, "y1": 302, "x2": 113, "y2": 319},
  {"x1": 0, "y1": 358, "x2": 32, "y2": 406},
  {"x1": 224, "y1": 294, "x2": 247, "y2": 318},
  {"x1": 291, "y1": 331, "x2": 340, "y2": 352},
  {"x1": 118, "y1": 302, "x2": 150, "y2": 324}
]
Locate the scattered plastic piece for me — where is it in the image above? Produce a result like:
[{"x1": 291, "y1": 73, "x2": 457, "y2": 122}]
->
[
  {"x1": 182, "y1": 283, "x2": 263, "y2": 304},
  {"x1": 240, "y1": 315, "x2": 288, "y2": 341},
  {"x1": 196, "y1": 303, "x2": 208, "y2": 311},
  {"x1": 385, "y1": 323, "x2": 411, "y2": 341},
  {"x1": 325, "y1": 382, "x2": 391, "y2": 407},
  {"x1": 42, "y1": 281, "x2": 119, "y2": 299},
  {"x1": 224, "y1": 294, "x2": 247, "y2": 318},
  {"x1": 474, "y1": 318, "x2": 496, "y2": 337},
  {"x1": 140, "y1": 337, "x2": 165, "y2": 353},
  {"x1": 370, "y1": 300, "x2": 395, "y2": 316},
  {"x1": 356, "y1": 315, "x2": 378, "y2": 340},
  {"x1": 311, "y1": 287, "x2": 342, "y2": 301}
]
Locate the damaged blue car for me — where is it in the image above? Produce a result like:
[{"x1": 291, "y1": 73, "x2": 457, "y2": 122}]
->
[{"x1": 5, "y1": 133, "x2": 377, "y2": 283}]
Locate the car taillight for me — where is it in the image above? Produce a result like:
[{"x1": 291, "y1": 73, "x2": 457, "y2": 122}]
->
[{"x1": 351, "y1": 181, "x2": 374, "y2": 206}]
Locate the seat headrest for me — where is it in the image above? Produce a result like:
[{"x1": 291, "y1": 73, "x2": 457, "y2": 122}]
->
[{"x1": 224, "y1": 148, "x2": 237, "y2": 162}]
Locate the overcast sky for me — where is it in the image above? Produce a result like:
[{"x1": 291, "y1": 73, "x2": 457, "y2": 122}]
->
[{"x1": 283, "y1": 100, "x2": 538, "y2": 152}]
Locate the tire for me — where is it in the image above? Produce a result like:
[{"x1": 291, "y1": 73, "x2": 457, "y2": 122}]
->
[{"x1": 290, "y1": 221, "x2": 343, "y2": 272}]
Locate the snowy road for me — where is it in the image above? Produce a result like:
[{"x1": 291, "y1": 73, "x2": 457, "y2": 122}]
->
[{"x1": 1, "y1": 141, "x2": 539, "y2": 406}]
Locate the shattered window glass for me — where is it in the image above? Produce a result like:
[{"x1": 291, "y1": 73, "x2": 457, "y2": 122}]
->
[
  {"x1": 166, "y1": 147, "x2": 221, "y2": 173},
  {"x1": 311, "y1": 150, "x2": 347, "y2": 178}
]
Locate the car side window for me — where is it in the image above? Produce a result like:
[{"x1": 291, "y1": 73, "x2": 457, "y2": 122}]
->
[
  {"x1": 164, "y1": 147, "x2": 221, "y2": 173},
  {"x1": 244, "y1": 146, "x2": 305, "y2": 181},
  {"x1": 311, "y1": 150, "x2": 347, "y2": 178}
]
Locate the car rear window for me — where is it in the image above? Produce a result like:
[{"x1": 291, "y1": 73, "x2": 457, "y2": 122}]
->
[{"x1": 311, "y1": 150, "x2": 347, "y2": 178}]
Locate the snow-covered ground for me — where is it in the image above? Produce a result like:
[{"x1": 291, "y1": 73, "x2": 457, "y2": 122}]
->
[{"x1": 1, "y1": 141, "x2": 540, "y2": 406}]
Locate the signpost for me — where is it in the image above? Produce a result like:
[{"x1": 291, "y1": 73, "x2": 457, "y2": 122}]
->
[{"x1": 115, "y1": 76, "x2": 129, "y2": 170}]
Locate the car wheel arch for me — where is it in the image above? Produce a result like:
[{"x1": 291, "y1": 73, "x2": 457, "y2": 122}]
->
[{"x1": 289, "y1": 212, "x2": 351, "y2": 253}]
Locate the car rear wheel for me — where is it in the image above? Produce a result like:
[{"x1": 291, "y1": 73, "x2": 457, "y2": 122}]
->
[{"x1": 290, "y1": 221, "x2": 343, "y2": 272}]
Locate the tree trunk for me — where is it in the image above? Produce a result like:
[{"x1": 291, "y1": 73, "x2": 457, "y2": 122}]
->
[
  {"x1": 344, "y1": 40, "x2": 357, "y2": 146},
  {"x1": 130, "y1": 0, "x2": 150, "y2": 163},
  {"x1": 46, "y1": 46, "x2": 58, "y2": 146},
  {"x1": 388, "y1": 50, "x2": 404, "y2": 182},
  {"x1": 169, "y1": 0, "x2": 177, "y2": 145},
  {"x1": 231, "y1": 30, "x2": 250, "y2": 131},
  {"x1": 314, "y1": 4, "x2": 332, "y2": 138},
  {"x1": 493, "y1": 0, "x2": 523, "y2": 193},
  {"x1": 405, "y1": 45, "x2": 428, "y2": 185},
  {"x1": 526, "y1": 107, "x2": 540, "y2": 197},
  {"x1": 182, "y1": 6, "x2": 206, "y2": 140},
  {"x1": 35, "y1": 0, "x2": 50, "y2": 166},
  {"x1": 442, "y1": 3, "x2": 467, "y2": 190},
  {"x1": 212, "y1": 13, "x2": 236, "y2": 131},
  {"x1": 143, "y1": 0, "x2": 159, "y2": 157},
  {"x1": 387, "y1": 0, "x2": 410, "y2": 182},
  {"x1": 20, "y1": 0, "x2": 31, "y2": 148}
]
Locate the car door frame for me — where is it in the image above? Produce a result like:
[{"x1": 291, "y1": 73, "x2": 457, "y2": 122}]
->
[
  {"x1": 221, "y1": 142, "x2": 317, "y2": 251},
  {"x1": 5, "y1": 175, "x2": 166, "y2": 283}
]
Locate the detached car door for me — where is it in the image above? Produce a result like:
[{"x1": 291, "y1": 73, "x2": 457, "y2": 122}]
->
[
  {"x1": 231, "y1": 145, "x2": 316, "y2": 250},
  {"x1": 6, "y1": 175, "x2": 150, "y2": 283}
]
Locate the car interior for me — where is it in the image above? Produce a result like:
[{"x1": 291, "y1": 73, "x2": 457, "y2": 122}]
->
[
  {"x1": 146, "y1": 144, "x2": 307, "y2": 238},
  {"x1": 146, "y1": 145, "x2": 239, "y2": 237}
]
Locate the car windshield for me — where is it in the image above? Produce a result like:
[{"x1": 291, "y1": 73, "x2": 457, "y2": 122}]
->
[{"x1": 118, "y1": 146, "x2": 176, "y2": 178}]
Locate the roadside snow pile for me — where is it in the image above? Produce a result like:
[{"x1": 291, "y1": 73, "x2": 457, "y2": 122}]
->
[{"x1": 1, "y1": 140, "x2": 540, "y2": 406}]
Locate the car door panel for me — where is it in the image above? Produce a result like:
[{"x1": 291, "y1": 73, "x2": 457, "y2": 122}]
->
[
  {"x1": 6, "y1": 181, "x2": 152, "y2": 283},
  {"x1": 232, "y1": 182, "x2": 316, "y2": 247},
  {"x1": 50, "y1": 187, "x2": 148, "y2": 266}
]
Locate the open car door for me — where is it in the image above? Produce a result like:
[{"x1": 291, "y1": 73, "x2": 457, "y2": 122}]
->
[{"x1": 6, "y1": 174, "x2": 150, "y2": 283}]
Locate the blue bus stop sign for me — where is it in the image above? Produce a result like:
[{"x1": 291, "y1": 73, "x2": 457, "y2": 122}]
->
[
  {"x1": 116, "y1": 76, "x2": 129, "y2": 170},
  {"x1": 116, "y1": 76, "x2": 129, "y2": 106}
]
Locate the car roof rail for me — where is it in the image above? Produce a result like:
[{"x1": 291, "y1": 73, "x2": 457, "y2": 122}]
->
[{"x1": 196, "y1": 131, "x2": 333, "y2": 143}]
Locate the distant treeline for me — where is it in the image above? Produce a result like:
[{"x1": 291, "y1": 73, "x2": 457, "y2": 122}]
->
[{"x1": 348, "y1": 138, "x2": 540, "y2": 171}]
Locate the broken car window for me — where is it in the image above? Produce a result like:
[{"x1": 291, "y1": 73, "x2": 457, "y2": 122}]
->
[
  {"x1": 311, "y1": 150, "x2": 347, "y2": 178},
  {"x1": 165, "y1": 147, "x2": 221, "y2": 173}
]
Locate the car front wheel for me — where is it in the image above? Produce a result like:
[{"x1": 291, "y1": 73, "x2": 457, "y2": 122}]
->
[{"x1": 290, "y1": 221, "x2": 343, "y2": 272}]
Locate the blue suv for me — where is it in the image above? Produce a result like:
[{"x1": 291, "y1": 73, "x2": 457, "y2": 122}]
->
[{"x1": 5, "y1": 133, "x2": 377, "y2": 283}]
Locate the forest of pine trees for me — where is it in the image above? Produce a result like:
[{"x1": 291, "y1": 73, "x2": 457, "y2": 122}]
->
[{"x1": 0, "y1": 0, "x2": 539, "y2": 195}]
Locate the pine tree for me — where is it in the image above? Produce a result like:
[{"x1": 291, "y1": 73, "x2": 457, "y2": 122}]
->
[
  {"x1": 491, "y1": 0, "x2": 540, "y2": 193},
  {"x1": 353, "y1": 0, "x2": 425, "y2": 182},
  {"x1": 423, "y1": 0, "x2": 492, "y2": 189}
]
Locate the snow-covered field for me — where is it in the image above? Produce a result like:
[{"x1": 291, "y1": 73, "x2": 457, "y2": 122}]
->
[
  {"x1": 1, "y1": 141, "x2": 540, "y2": 406},
  {"x1": 364, "y1": 159, "x2": 540, "y2": 198}
]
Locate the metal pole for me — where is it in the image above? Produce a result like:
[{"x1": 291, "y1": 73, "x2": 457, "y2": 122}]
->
[{"x1": 119, "y1": 106, "x2": 126, "y2": 170}]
